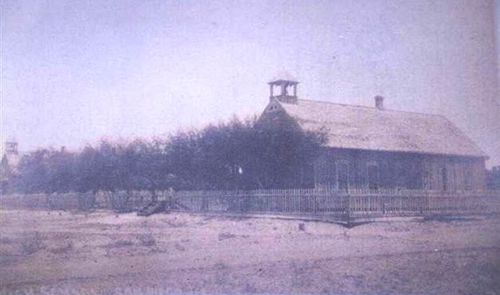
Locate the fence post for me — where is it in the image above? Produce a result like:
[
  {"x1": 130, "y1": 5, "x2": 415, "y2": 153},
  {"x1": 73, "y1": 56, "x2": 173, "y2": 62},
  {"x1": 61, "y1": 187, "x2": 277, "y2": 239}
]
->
[
  {"x1": 345, "y1": 192, "x2": 352, "y2": 227},
  {"x1": 46, "y1": 194, "x2": 51, "y2": 210},
  {"x1": 313, "y1": 193, "x2": 317, "y2": 215},
  {"x1": 419, "y1": 194, "x2": 423, "y2": 214},
  {"x1": 167, "y1": 188, "x2": 174, "y2": 211},
  {"x1": 201, "y1": 193, "x2": 208, "y2": 211}
]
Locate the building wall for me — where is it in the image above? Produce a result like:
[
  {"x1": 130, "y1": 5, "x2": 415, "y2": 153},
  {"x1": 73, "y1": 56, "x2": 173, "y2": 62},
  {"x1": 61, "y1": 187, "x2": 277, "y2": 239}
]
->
[
  {"x1": 487, "y1": 166, "x2": 500, "y2": 189},
  {"x1": 314, "y1": 148, "x2": 486, "y2": 191},
  {"x1": 421, "y1": 155, "x2": 486, "y2": 191},
  {"x1": 257, "y1": 103, "x2": 487, "y2": 191}
]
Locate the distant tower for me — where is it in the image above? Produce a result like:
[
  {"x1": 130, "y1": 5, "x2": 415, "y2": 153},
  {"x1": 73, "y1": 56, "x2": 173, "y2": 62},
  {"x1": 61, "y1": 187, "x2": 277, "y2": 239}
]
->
[
  {"x1": 2, "y1": 141, "x2": 20, "y2": 175},
  {"x1": 5, "y1": 141, "x2": 18, "y2": 155},
  {"x1": 268, "y1": 71, "x2": 299, "y2": 104}
]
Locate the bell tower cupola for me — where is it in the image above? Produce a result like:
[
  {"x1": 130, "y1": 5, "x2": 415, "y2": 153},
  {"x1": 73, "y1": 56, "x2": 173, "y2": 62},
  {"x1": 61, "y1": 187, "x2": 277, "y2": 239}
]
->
[{"x1": 268, "y1": 71, "x2": 298, "y2": 104}]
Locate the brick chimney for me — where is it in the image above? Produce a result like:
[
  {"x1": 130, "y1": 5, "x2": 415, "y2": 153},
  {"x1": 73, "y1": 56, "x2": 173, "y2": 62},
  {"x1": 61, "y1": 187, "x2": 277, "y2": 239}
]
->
[{"x1": 375, "y1": 95, "x2": 384, "y2": 110}]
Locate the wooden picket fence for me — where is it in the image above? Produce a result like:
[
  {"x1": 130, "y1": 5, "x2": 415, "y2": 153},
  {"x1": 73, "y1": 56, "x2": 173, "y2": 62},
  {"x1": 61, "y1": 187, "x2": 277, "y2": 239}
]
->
[
  {"x1": 1, "y1": 188, "x2": 500, "y2": 224},
  {"x1": 171, "y1": 189, "x2": 500, "y2": 223}
]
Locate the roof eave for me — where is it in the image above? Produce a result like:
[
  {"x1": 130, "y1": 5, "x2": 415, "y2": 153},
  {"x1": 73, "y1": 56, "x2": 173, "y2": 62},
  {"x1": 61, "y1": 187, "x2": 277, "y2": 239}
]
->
[{"x1": 322, "y1": 145, "x2": 488, "y2": 159}]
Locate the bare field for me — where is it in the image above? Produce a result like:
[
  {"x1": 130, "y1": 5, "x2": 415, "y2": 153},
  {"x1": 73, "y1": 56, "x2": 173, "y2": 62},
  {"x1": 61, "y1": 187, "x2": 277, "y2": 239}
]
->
[{"x1": 1, "y1": 209, "x2": 500, "y2": 295}]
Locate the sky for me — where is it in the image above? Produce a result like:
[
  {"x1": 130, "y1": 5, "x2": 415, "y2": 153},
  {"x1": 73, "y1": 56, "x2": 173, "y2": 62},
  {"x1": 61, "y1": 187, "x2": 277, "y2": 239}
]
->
[{"x1": 1, "y1": 0, "x2": 499, "y2": 167}]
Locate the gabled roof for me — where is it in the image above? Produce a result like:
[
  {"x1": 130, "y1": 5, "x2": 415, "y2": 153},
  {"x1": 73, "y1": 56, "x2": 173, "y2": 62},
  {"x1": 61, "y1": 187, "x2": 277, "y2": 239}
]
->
[{"x1": 273, "y1": 99, "x2": 487, "y2": 158}]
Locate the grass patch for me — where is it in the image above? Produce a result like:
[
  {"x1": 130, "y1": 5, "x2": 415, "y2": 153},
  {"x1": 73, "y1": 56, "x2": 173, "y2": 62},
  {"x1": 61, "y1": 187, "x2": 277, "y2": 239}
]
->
[
  {"x1": 0, "y1": 236, "x2": 13, "y2": 244},
  {"x1": 163, "y1": 219, "x2": 187, "y2": 228},
  {"x1": 218, "y1": 232, "x2": 237, "y2": 241},
  {"x1": 174, "y1": 242, "x2": 186, "y2": 251},
  {"x1": 423, "y1": 215, "x2": 479, "y2": 222},
  {"x1": 21, "y1": 232, "x2": 44, "y2": 255},
  {"x1": 49, "y1": 241, "x2": 74, "y2": 254},
  {"x1": 104, "y1": 239, "x2": 134, "y2": 248},
  {"x1": 137, "y1": 234, "x2": 156, "y2": 247}
]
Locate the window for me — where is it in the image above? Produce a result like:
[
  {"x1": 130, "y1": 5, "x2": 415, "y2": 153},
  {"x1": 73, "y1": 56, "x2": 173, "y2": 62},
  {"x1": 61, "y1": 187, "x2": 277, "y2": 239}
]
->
[
  {"x1": 441, "y1": 166, "x2": 448, "y2": 191},
  {"x1": 367, "y1": 161, "x2": 380, "y2": 190},
  {"x1": 394, "y1": 160, "x2": 405, "y2": 188},
  {"x1": 464, "y1": 163, "x2": 473, "y2": 191}
]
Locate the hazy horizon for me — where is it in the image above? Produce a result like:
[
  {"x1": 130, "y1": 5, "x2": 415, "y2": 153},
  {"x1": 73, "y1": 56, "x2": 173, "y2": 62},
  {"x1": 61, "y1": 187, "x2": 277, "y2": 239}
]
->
[{"x1": 1, "y1": 0, "x2": 499, "y2": 167}]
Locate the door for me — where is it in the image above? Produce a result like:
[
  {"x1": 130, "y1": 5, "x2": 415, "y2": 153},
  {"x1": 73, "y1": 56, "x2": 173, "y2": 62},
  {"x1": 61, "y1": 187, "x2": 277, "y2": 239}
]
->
[{"x1": 336, "y1": 161, "x2": 349, "y2": 192}]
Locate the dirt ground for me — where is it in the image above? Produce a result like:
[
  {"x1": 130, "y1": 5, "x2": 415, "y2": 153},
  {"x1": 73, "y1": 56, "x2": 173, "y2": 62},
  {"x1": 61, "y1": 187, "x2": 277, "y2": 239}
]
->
[{"x1": 1, "y1": 209, "x2": 500, "y2": 295}]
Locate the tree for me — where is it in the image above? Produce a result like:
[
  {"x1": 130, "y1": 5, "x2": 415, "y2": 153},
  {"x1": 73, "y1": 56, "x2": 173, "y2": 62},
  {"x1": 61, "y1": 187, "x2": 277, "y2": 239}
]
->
[
  {"x1": 45, "y1": 149, "x2": 76, "y2": 193},
  {"x1": 11, "y1": 115, "x2": 326, "y2": 193},
  {"x1": 1, "y1": 155, "x2": 12, "y2": 194},
  {"x1": 163, "y1": 116, "x2": 326, "y2": 189},
  {"x1": 15, "y1": 149, "x2": 51, "y2": 193}
]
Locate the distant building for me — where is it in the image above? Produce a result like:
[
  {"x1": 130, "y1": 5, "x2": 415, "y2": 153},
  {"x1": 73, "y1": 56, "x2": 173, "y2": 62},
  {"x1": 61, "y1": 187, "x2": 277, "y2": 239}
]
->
[
  {"x1": 1, "y1": 141, "x2": 20, "y2": 194},
  {"x1": 258, "y1": 73, "x2": 487, "y2": 191}
]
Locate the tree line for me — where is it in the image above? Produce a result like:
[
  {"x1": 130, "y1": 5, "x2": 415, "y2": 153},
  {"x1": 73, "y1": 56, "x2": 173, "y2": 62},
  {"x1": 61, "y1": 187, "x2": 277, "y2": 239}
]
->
[{"x1": 1, "y1": 117, "x2": 326, "y2": 194}]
